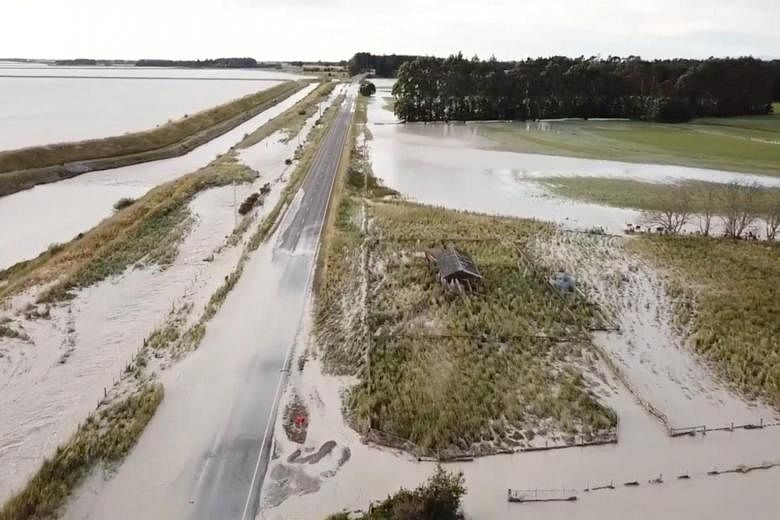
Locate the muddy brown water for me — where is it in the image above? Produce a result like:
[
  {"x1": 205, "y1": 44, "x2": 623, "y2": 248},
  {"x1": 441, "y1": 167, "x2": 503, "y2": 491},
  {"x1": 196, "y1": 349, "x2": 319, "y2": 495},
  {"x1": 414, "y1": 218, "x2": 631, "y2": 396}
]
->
[
  {"x1": 280, "y1": 93, "x2": 780, "y2": 520},
  {"x1": 366, "y1": 94, "x2": 780, "y2": 238},
  {"x1": 0, "y1": 83, "x2": 319, "y2": 271},
  {"x1": 0, "y1": 64, "x2": 305, "y2": 150}
]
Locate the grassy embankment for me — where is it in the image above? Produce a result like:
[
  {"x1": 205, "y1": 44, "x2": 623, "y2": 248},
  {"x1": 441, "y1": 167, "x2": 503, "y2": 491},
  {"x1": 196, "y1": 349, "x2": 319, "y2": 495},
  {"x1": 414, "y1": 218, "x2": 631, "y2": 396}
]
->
[
  {"x1": 315, "y1": 98, "x2": 616, "y2": 458},
  {"x1": 0, "y1": 80, "x2": 309, "y2": 196},
  {"x1": 0, "y1": 384, "x2": 163, "y2": 520},
  {"x1": 536, "y1": 177, "x2": 780, "y2": 214},
  {"x1": 474, "y1": 115, "x2": 780, "y2": 176},
  {"x1": 0, "y1": 88, "x2": 350, "y2": 518},
  {"x1": 0, "y1": 152, "x2": 257, "y2": 304},
  {"x1": 238, "y1": 81, "x2": 336, "y2": 148},
  {"x1": 633, "y1": 236, "x2": 780, "y2": 407}
]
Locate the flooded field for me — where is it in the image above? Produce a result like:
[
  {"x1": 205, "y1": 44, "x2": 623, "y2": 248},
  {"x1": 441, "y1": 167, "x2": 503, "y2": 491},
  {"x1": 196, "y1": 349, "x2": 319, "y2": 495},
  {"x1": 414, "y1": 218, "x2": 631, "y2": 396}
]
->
[
  {"x1": 265, "y1": 296, "x2": 780, "y2": 520},
  {"x1": 261, "y1": 84, "x2": 780, "y2": 520},
  {"x1": 0, "y1": 64, "x2": 304, "y2": 150},
  {"x1": 0, "y1": 85, "x2": 341, "y2": 504},
  {"x1": 0, "y1": 84, "x2": 319, "y2": 270},
  {"x1": 366, "y1": 94, "x2": 780, "y2": 235}
]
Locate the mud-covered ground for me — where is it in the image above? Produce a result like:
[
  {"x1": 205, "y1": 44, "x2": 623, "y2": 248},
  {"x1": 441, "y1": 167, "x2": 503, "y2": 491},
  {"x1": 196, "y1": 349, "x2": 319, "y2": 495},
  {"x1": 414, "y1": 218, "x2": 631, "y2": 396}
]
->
[{"x1": 0, "y1": 85, "x2": 339, "y2": 505}]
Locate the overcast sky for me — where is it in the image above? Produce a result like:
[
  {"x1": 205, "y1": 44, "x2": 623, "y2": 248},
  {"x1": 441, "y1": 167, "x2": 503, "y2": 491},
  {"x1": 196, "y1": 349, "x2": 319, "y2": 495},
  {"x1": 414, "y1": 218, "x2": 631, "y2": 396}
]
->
[{"x1": 3, "y1": 0, "x2": 778, "y2": 61}]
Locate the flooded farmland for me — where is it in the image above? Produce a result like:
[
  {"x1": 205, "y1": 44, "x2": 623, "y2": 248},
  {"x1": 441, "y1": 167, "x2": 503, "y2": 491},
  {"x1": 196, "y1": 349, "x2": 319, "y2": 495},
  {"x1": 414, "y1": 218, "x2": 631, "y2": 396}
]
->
[
  {"x1": 0, "y1": 83, "x2": 318, "y2": 270},
  {"x1": 0, "y1": 63, "x2": 304, "y2": 150},
  {"x1": 366, "y1": 93, "x2": 780, "y2": 235},
  {"x1": 263, "y1": 83, "x2": 780, "y2": 520}
]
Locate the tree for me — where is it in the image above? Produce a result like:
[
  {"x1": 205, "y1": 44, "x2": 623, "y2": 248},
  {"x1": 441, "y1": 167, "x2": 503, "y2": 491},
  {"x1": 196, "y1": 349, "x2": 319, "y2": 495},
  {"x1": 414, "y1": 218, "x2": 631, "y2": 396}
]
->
[
  {"x1": 642, "y1": 187, "x2": 693, "y2": 234},
  {"x1": 695, "y1": 183, "x2": 719, "y2": 236},
  {"x1": 760, "y1": 190, "x2": 780, "y2": 240},
  {"x1": 359, "y1": 80, "x2": 377, "y2": 97},
  {"x1": 720, "y1": 180, "x2": 760, "y2": 238},
  {"x1": 391, "y1": 55, "x2": 775, "y2": 122}
]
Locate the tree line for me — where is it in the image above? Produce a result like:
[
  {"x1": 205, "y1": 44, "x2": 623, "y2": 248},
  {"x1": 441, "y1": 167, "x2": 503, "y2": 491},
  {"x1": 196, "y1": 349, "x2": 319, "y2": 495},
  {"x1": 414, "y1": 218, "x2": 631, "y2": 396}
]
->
[
  {"x1": 348, "y1": 52, "x2": 419, "y2": 77},
  {"x1": 135, "y1": 58, "x2": 279, "y2": 69},
  {"x1": 640, "y1": 181, "x2": 780, "y2": 240},
  {"x1": 392, "y1": 54, "x2": 780, "y2": 123}
]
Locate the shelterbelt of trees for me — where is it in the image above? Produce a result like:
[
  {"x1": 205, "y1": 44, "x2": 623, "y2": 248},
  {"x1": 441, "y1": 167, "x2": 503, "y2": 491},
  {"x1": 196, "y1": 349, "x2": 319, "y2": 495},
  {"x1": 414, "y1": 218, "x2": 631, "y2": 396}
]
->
[
  {"x1": 347, "y1": 52, "x2": 418, "y2": 77},
  {"x1": 135, "y1": 57, "x2": 280, "y2": 68},
  {"x1": 392, "y1": 54, "x2": 780, "y2": 123}
]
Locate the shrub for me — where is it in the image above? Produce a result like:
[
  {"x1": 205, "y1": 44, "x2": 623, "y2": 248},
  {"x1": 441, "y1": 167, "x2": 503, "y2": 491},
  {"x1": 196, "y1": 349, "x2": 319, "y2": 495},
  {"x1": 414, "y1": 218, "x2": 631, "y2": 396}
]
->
[
  {"x1": 326, "y1": 466, "x2": 465, "y2": 520},
  {"x1": 359, "y1": 80, "x2": 377, "y2": 97},
  {"x1": 113, "y1": 197, "x2": 136, "y2": 211}
]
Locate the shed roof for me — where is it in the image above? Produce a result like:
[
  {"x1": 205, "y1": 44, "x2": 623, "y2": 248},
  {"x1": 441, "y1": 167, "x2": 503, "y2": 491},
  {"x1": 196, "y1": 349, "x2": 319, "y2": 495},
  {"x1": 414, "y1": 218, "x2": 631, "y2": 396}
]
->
[{"x1": 437, "y1": 246, "x2": 482, "y2": 279}]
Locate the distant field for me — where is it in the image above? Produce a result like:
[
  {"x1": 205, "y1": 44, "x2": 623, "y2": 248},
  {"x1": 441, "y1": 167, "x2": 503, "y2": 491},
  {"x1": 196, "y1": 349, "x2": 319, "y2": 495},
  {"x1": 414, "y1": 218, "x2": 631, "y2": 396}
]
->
[
  {"x1": 537, "y1": 176, "x2": 780, "y2": 213},
  {"x1": 475, "y1": 116, "x2": 780, "y2": 176}
]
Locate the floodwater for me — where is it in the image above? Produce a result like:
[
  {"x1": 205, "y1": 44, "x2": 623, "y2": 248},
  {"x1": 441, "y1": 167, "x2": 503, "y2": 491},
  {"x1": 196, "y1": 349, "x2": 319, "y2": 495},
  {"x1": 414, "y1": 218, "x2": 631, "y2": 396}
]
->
[
  {"x1": 0, "y1": 83, "x2": 319, "y2": 270},
  {"x1": 63, "y1": 85, "x2": 358, "y2": 520},
  {"x1": 0, "y1": 64, "x2": 304, "y2": 150},
  {"x1": 366, "y1": 94, "x2": 780, "y2": 234},
  {"x1": 267, "y1": 87, "x2": 780, "y2": 520},
  {"x1": 267, "y1": 343, "x2": 780, "y2": 520}
]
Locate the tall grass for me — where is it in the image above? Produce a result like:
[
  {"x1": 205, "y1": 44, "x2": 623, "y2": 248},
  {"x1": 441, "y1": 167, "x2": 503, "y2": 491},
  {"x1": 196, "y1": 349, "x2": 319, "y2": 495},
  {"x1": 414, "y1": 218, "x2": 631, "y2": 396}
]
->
[
  {"x1": 316, "y1": 197, "x2": 616, "y2": 456},
  {"x1": 633, "y1": 235, "x2": 780, "y2": 405}
]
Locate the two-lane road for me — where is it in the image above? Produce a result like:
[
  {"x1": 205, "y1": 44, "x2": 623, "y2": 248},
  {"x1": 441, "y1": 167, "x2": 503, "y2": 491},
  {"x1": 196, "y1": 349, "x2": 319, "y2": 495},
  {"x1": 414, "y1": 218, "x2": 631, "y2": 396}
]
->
[{"x1": 66, "y1": 84, "x2": 356, "y2": 520}]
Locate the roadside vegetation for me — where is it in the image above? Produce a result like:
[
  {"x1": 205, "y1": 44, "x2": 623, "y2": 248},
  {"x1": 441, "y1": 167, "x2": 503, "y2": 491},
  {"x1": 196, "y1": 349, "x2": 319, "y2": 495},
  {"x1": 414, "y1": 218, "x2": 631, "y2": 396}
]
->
[
  {"x1": 325, "y1": 466, "x2": 465, "y2": 520},
  {"x1": 0, "y1": 384, "x2": 163, "y2": 520},
  {"x1": 539, "y1": 177, "x2": 780, "y2": 238},
  {"x1": 238, "y1": 81, "x2": 336, "y2": 148},
  {"x1": 0, "y1": 152, "x2": 257, "y2": 304},
  {"x1": 134, "y1": 87, "x2": 349, "y2": 360},
  {"x1": 316, "y1": 98, "x2": 615, "y2": 458},
  {"x1": 0, "y1": 80, "x2": 308, "y2": 196},
  {"x1": 633, "y1": 235, "x2": 780, "y2": 406}
]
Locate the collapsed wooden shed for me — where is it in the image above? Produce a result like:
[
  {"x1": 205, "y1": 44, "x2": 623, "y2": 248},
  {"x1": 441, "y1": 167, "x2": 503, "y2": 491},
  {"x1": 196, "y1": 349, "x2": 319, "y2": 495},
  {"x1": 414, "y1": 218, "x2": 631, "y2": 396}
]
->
[{"x1": 427, "y1": 245, "x2": 482, "y2": 293}]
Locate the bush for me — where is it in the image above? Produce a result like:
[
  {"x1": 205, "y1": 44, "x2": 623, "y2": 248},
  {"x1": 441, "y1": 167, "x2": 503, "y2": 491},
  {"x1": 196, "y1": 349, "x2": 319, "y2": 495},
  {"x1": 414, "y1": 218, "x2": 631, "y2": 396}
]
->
[
  {"x1": 326, "y1": 466, "x2": 465, "y2": 520},
  {"x1": 238, "y1": 192, "x2": 261, "y2": 215},
  {"x1": 113, "y1": 197, "x2": 136, "y2": 211},
  {"x1": 359, "y1": 80, "x2": 377, "y2": 97}
]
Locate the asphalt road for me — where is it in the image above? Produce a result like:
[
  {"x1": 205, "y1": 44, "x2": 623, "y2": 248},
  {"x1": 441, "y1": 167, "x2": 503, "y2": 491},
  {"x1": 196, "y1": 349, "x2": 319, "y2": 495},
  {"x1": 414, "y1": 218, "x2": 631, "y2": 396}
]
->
[
  {"x1": 195, "y1": 87, "x2": 356, "y2": 520},
  {"x1": 65, "y1": 85, "x2": 356, "y2": 520}
]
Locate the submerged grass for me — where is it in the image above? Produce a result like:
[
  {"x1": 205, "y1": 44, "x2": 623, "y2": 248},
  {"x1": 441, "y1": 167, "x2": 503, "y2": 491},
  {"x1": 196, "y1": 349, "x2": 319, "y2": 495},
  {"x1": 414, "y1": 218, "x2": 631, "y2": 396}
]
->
[
  {"x1": 633, "y1": 235, "x2": 780, "y2": 406},
  {"x1": 476, "y1": 116, "x2": 780, "y2": 176},
  {"x1": 0, "y1": 383, "x2": 163, "y2": 520},
  {"x1": 0, "y1": 152, "x2": 257, "y2": 304},
  {"x1": 238, "y1": 81, "x2": 336, "y2": 149}
]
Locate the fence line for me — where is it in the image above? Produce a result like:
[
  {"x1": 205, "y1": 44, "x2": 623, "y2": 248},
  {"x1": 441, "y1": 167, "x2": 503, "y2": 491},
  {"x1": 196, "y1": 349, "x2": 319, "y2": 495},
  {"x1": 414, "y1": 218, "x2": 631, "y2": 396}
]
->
[{"x1": 509, "y1": 461, "x2": 780, "y2": 504}]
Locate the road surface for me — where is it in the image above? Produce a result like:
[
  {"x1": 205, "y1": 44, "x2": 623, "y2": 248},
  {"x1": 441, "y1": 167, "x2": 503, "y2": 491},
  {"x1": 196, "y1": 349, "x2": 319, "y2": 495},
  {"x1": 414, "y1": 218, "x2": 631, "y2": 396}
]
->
[{"x1": 65, "y1": 85, "x2": 356, "y2": 520}]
